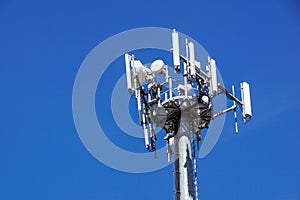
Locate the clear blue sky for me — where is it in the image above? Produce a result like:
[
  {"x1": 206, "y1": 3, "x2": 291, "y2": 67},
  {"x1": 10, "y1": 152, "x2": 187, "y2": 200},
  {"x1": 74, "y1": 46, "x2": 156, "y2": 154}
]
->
[{"x1": 1, "y1": 0, "x2": 300, "y2": 199}]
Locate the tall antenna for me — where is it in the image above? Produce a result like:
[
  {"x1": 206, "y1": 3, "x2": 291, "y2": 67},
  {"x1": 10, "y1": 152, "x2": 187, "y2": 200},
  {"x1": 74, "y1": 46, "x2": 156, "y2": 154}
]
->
[{"x1": 124, "y1": 29, "x2": 252, "y2": 199}]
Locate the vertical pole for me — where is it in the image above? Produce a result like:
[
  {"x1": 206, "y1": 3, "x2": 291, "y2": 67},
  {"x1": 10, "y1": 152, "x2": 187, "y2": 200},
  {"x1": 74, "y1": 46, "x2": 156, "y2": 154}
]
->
[
  {"x1": 175, "y1": 118, "x2": 194, "y2": 200},
  {"x1": 175, "y1": 140, "x2": 180, "y2": 200},
  {"x1": 192, "y1": 138, "x2": 199, "y2": 200},
  {"x1": 184, "y1": 38, "x2": 189, "y2": 99}
]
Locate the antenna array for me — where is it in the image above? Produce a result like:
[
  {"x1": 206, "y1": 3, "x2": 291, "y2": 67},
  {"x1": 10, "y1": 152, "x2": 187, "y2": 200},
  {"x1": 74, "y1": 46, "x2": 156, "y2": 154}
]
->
[{"x1": 124, "y1": 29, "x2": 252, "y2": 200}]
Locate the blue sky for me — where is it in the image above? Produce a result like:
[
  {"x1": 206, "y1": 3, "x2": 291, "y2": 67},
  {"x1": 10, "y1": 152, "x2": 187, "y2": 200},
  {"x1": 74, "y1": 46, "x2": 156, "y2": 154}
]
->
[{"x1": 1, "y1": 0, "x2": 300, "y2": 199}]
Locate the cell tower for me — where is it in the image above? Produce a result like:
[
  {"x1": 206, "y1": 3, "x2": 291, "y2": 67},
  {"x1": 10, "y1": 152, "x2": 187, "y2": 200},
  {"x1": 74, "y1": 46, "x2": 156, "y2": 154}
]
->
[{"x1": 124, "y1": 29, "x2": 252, "y2": 200}]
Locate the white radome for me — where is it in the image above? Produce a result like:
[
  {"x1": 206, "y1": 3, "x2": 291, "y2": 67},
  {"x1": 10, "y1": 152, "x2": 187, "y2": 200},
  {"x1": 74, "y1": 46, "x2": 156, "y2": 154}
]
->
[{"x1": 150, "y1": 59, "x2": 165, "y2": 74}]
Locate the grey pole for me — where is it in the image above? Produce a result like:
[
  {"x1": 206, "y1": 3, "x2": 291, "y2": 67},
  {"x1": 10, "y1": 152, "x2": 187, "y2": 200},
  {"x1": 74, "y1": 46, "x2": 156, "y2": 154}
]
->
[{"x1": 175, "y1": 117, "x2": 194, "y2": 200}]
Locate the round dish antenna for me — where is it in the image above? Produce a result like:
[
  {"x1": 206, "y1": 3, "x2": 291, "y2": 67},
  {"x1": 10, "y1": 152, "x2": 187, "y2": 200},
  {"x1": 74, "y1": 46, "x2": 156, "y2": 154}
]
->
[{"x1": 151, "y1": 59, "x2": 165, "y2": 74}]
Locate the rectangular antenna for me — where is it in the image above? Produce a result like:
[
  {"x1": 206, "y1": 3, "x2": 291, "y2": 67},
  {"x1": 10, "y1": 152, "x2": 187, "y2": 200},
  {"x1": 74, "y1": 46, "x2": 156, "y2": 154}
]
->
[
  {"x1": 172, "y1": 29, "x2": 180, "y2": 69},
  {"x1": 209, "y1": 58, "x2": 218, "y2": 95},
  {"x1": 241, "y1": 82, "x2": 252, "y2": 122},
  {"x1": 188, "y1": 42, "x2": 196, "y2": 77},
  {"x1": 134, "y1": 60, "x2": 146, "y2": 84},
  {"x1": 125, "y1": 53, "x2": 132, "y2": 93},
  {"x1": 137, "y1": 93, "x2": 142, "y2": 124},
  {"x1": 195, "y1": 61, "x2": 201, "y2": 71}
]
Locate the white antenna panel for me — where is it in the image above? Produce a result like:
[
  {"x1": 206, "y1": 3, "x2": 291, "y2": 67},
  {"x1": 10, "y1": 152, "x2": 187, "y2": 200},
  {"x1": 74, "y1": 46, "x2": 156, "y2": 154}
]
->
[
  {"x1": 210, "y1": 58, "x2": 218, "y2": 95},
  {"x1": 142, "y1": 114, "x2": 150, "y2": 148},
  {"x1": 188, "y1": 42, "x2": 196, "y2": 77},
  {"x1": 125, "y1": 53, "x2": 132, "y2": 93},
  {"x1": 172, "y1": 30, "x2": 180, "y2": 68},
  {"x1": 241, "y1": 82, "x2": 252, "y2": 120},
  {"x1": 195, "y1": 61, "x2": 201, "y2": 71},
  {"x1": 134, "y1": 60, "x2": 146, "y2": 84}
]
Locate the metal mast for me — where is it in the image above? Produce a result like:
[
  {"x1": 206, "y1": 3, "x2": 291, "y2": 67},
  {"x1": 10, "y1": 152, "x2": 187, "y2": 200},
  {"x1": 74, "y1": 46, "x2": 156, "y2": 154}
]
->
[
  {"x1": 124, "y1": 29, "x2": 253, "y2": 200},
  {"x1": 176, "y1": 121, "x2": 194, "y2": 200}
]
